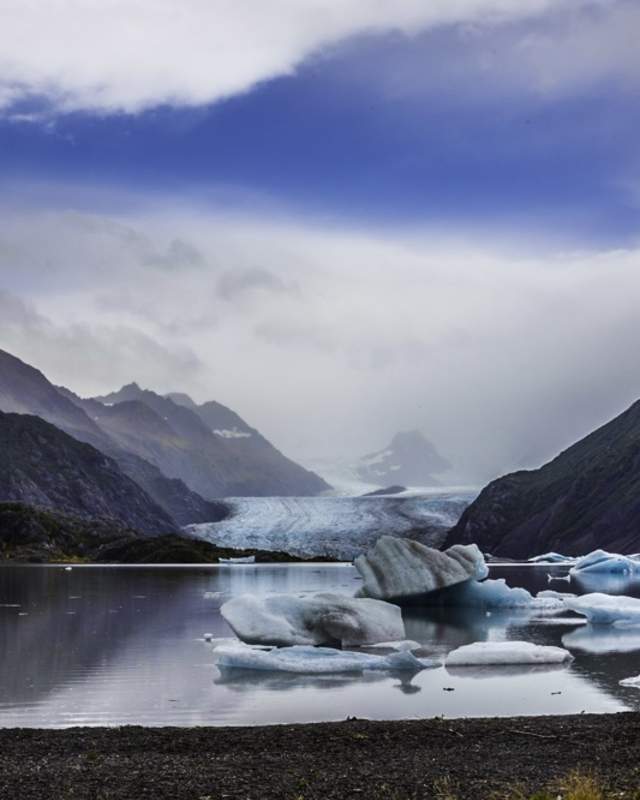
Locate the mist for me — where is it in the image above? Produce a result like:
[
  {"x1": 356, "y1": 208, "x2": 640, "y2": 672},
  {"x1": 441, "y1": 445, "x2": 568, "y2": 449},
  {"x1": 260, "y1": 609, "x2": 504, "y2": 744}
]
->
[{"x1": 1, "y1": 196, "x2": 639, "y2": 484}]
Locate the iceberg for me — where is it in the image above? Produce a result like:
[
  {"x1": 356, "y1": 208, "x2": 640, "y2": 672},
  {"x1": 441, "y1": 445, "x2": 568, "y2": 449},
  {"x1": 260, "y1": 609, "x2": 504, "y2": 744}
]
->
[
  {"x1": 563, "y1": 625, "x2": 640, "y2": 654},
  {"x1": 220, "y1": 592, "x2": 405, "y2": 647},
  {"x1": 213, "y1": 642, "x2": 437, "y2": 673},
  {"x1": 426, "y1": 579, "x2": 565, "y2": 610},
  {"x1": 528, "y1": 553, "x2": 573, "y2": 563},
  {"x1": 569, "y1": 550, "x2": 640, "y2": 576},
  {"x1": 445, "y1": 641, "x2": 572, "y2": 666},
  {"x1": 564, "y1": 593, "x2": 640, "y2": 626},
  {"x1": 620, "y1": 674, "x2": 640, "y2": 688},
  {"x1": 354, "y1": 536, "x2": 488, "y2": 600}
]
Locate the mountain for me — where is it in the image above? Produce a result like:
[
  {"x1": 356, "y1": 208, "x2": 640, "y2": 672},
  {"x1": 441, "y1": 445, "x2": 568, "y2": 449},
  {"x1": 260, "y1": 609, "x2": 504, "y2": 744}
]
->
[
  {"x1": 0, "y1": 349, "x2": 224, "y2": 526},
  {"x1": 0, "y1": 411, "x2": 174, "y2": 534},
  {"x1": 91, "y1": 383, "x2": 330, "y2": 497},
  {"x1": 357, "y1": 430, "x2": 451, "y2": 487},
  {"x1": 446, "y1": 399, "x2": 640, "y2": 558}
]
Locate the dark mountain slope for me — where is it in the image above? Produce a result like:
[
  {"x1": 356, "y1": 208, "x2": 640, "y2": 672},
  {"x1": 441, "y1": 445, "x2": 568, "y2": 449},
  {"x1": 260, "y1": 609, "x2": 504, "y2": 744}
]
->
[
  {"x1": 0, "y1": 350, "x2": 222, "y2": 525},
  {"x1": 446, "y1": 399, "x2": 640, "y2": 558},
  {"x1": 0, "y1": 412, "x2": 175, "y2": 534},
  {"x1": 92, "y1": 385, "x2": 329, "y2": 497}
]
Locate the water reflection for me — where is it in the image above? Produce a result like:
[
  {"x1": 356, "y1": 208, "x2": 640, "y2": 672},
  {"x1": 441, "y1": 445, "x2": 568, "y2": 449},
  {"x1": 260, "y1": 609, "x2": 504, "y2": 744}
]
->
[{"x1": 0, "y1": 563, "x2": 638, "y2": 726}]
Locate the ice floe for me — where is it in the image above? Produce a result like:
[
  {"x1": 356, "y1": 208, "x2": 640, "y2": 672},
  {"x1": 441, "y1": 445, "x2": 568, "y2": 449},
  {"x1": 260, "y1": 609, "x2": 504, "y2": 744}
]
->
[
  {"x1": 564, "y1": 593, "x2": 640, "y2": 626},
  {"x1": 212, "y1": 641, "x2": 438, "y2": 674},
  {"x1": 426, "y1": 579, "x2": 565, "y2": 610},
  {"x1": 354, "y1": 537, "x2": 488, "y2": 600},
  {"x1": 619, "y1": 674, "x2": 640, "y2": 688},
  {"x1": 220, "y1": 592, "x2": 405, "y2": 647},
  {"x1": 563, "y1": 625, "x2": 640, "y2": 654},
  {"x1": 445, "y1": 641, "x2": 573, "y2": 666},
  {"x1": 528, "y1": 553, "x2": 573, "y2": 563},
  {"x1": 569, "y1": 550, "x2": 640, "y2": 576}
]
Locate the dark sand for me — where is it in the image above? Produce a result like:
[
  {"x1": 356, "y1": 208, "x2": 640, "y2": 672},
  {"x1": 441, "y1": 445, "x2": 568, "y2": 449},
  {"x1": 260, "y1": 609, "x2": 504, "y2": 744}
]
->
[{"x1": 2, "y1": 713, "x2": 640, "y2": 799}]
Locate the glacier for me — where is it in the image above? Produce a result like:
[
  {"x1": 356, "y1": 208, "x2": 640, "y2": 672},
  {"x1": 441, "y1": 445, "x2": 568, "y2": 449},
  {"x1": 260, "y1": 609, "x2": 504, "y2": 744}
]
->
[
  {"x1": 354, "y1": 537, "x2": 488, "y2": 600},
  {"x1": 185, "y1": 492, "x2": 473, "y2": 560},
  {"x1": 445, "y1": 641, "x2": 573, "y2": 666},
  {"x1": 212, "y1": 641, "x2": 438, "y2": 674},
  {"x1": 220, "y1": 592, "x2": 405, "y2": 647}
]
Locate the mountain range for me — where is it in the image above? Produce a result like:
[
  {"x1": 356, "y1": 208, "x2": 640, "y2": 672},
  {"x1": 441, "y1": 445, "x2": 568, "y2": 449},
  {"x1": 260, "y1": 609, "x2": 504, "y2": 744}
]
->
[
  {"x1": 0, "y1": 348, "x2": 328, "y2": 538},
  {"x1": 446, "y1": 398, "x2": 640, "y2": 557}
]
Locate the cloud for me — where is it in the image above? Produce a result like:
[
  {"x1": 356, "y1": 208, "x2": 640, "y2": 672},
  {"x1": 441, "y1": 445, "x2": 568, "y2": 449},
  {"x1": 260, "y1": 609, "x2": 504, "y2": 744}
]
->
[
  {"x1": 2, "y1": 197, "x2": 640, "y2": 482},
  {"x1": 0, "y1": 0, "x2": 602, "y2": 115}
]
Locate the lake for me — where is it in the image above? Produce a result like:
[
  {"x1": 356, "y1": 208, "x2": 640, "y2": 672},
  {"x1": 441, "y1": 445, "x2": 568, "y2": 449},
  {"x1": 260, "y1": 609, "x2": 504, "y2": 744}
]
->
[{"x1": 2, "y1": 562, "x2": 640, "y2": 728}]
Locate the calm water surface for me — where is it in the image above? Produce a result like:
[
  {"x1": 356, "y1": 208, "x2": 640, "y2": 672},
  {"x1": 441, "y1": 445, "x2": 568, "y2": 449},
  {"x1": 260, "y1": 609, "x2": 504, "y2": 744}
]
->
[{"x1": 1, "y1": 562, "x2": 640, "y2": 727}]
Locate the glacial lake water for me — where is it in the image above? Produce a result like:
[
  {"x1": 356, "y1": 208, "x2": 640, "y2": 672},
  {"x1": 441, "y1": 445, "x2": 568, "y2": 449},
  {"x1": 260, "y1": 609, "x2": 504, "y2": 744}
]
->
[{"x1": 2, "y1": 562, "x2": 640, "y2": 727}]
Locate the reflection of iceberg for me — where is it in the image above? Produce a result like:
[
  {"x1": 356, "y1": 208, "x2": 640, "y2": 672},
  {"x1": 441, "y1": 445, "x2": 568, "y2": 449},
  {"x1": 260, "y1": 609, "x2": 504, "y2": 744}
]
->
[
  {"x1": 445, "y1": 641, "x2": 572, "y2": 666},
  {"x1": 565, "y1": 593, "x2": 640, "y2": 626},
  {"x1": 212, "y1": 642, "x2": 437, "y2": 674},
  {"x1": 446, "y1": 662, "x2": 569, "y2": 679},
  {"x1": 214, "y1": 667, "x2": 391, "y2": 692},
  {"x1": 220, "y1": 592, "x2": 405, "y2": 646},
  {"x1": 563, "y1": 625, "x2": 640, "y2": 654}
]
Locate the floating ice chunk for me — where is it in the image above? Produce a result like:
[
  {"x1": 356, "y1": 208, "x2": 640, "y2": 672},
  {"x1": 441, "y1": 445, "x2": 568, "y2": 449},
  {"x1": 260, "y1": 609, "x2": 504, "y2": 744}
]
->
[
  {"x1": 219, "y1": 555, "x2": 256, "y2": 564},
  {"x1": 564, "y1": 593, "x2": 640, "y2": 626},
  {"x1": 536, "y1": 590, "x2": 577, "y2": 600},
  {"x1": 569, "y1": 550, "x2": 640, "y2": 576},
  {"x1": 620, "y1": 674, "x2": 640, "y2": 688},
  {"x1": 423, "y1": 579, "x2": 565, "y2": 610},
  {"x1": 354, "y1": 536, "x2": 488, "y2": 600},
  {"x1": 220, "y1": 592, "x2": 405, "y2": 647},
  {"x1": 528, "y1": 553, "x2": 573, "y2": 563},
  {"x1": 361, "y1": 640, "x2": 422, "y2": 652},
  {"x1": 203, "y1": 632, "x2": 214, "y2": 642},
  {"x1": 214, "y1": 642, "x2": 437, "y2": 674},
  {"x1": 445, "y1": 641, "x2": 572, "y2": 666}
]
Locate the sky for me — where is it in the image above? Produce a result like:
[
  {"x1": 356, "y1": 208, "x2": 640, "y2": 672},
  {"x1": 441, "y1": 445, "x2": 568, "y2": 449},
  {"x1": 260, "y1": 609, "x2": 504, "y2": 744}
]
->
[{"x1": 1, "y1": 0, "x2": 640, "y2": 482}]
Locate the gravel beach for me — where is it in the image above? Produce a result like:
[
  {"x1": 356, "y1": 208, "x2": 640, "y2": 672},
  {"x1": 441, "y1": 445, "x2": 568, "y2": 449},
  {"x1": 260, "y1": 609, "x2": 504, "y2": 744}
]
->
[{"x1": 2, "y1": 713, "x2": 640, "y2": 799}]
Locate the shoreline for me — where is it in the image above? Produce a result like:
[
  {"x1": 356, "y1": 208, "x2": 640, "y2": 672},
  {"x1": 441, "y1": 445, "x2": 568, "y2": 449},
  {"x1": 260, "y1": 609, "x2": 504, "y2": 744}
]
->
[{"x1": 2, "y1": 713, "x2": 640, "y2": 799}]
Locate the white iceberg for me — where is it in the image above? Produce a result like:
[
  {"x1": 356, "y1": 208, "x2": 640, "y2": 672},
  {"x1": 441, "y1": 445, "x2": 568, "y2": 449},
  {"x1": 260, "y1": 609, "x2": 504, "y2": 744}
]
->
[
  {"x1": 528, "y1": 553, "x2": 573, "y2": 563},
  {"x1": 563, "y1": 625, "x2": 640, "y2": 654},
  {"x1": 445, "y1": 641, "x2": 572, "y2": 666},
  {"x1": 220, "y1": 592, "x2": 405, "y2": 647},
  {"x1": 219, "y1": 555, "x2": 256, "y2": 564},
  {"x1": 564, "y1": 593, "x2": 640, "y2": 626},
  {"x1": 620, "y1": 674, "x2": 640, "y2": 688},
  {"x1": 354, "y1": 536, "x2": 488, "y2": 600},
  {"x1": 569, "y1": 550, "x2": 640, "y2": 577},
  {"x1": 213, "y1": 642, "x2": 437, "y2": 674}
]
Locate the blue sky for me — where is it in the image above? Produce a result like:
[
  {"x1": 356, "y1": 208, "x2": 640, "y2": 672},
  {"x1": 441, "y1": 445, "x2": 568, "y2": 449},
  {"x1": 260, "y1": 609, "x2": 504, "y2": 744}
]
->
[
  {"x1": 2, "y1": 8, "x2": 639, "y2": 245},
  {"x1": 1, "y1": 1, "x2": 640, "y2": 478}
]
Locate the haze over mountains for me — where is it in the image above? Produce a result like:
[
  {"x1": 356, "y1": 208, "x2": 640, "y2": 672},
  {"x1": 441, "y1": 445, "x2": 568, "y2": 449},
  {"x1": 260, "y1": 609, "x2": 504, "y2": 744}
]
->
[
  {"x1": 356, "y1": 430, "x2": 451, "y2": 488},
  {"x1": 0, "y1": 348, "x2": 328, "y2": 534}
]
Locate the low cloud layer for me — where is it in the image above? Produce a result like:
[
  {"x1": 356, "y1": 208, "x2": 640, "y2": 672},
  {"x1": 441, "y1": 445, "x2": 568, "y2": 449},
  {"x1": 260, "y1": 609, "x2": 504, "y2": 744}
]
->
[
  {"x1": 0, "y1": 0, "x2": 632, "y2": 115},
  {"x1": 1, "y1": 197, "x2": 640, "y2": 483}
]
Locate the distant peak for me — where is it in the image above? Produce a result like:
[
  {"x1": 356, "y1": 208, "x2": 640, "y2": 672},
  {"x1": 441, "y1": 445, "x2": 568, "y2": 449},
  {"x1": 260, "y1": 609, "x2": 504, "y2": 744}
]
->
[{"x1": 165, "y1": 391, "x2": 198, "y2": 410}]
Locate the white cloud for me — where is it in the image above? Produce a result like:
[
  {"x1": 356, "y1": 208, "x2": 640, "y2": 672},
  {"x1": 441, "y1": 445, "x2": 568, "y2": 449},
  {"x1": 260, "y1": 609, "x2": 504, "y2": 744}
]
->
[
  {"x1": 2, "y1": 197, "x2": 640, "y2": 482},
  {"x1": 0, "y1": 0, "x2": 598, "y2": 114}
]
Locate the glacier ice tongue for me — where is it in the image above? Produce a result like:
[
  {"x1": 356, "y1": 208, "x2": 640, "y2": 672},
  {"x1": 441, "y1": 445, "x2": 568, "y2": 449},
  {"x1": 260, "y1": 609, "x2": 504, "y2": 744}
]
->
[
  {"x1": 564, "y1": 593, "x2": 640, "y2": 626},
  {"x1": 445, "y1": 641, "x2": 572, "y2": 666},
  {"x1": 354, "y1": 536, "x2": 488, "y2": 600},
  {"x1": 220, "y1": 592, "x2": 405, "y2": 647},
  {"x1": 213, "y1": 642, "x2": 437, "y2": 674},
  {"x1": 569, "y1": 549, "x2": 640, "y2": 576}
]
